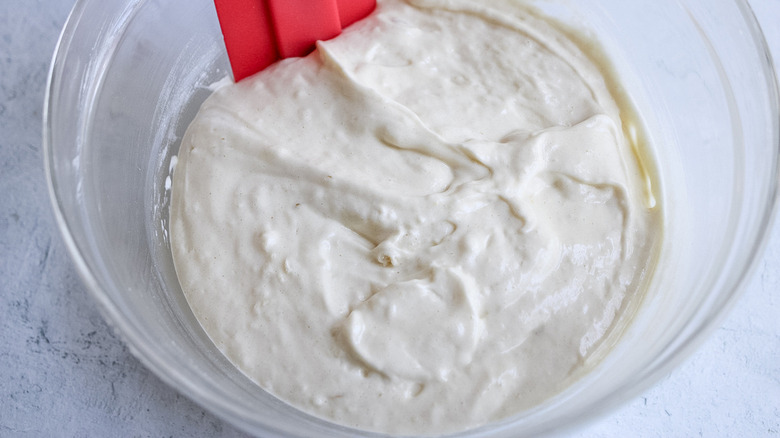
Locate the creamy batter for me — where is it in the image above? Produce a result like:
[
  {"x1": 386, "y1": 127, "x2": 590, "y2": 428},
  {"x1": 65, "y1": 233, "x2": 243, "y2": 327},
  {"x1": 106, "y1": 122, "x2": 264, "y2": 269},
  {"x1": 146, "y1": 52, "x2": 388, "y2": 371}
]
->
[{"x1": 170, "y1": 0, "x2": 661, "y2": 434}]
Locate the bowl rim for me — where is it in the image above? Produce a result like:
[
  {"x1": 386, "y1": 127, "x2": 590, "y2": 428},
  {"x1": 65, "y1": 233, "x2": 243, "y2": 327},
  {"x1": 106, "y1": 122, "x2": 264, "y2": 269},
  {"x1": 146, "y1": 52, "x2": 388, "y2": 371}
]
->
[{"x1": 42, "y1": 0, "x2": 780, "y2": 436}]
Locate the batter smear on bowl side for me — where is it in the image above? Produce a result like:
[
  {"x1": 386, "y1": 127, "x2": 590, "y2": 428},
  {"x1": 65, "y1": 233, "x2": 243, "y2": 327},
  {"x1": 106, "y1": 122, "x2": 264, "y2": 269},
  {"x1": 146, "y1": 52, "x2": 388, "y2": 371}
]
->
[{"x1": 170, "y1": 0, "x2": 662, "y2": 434}]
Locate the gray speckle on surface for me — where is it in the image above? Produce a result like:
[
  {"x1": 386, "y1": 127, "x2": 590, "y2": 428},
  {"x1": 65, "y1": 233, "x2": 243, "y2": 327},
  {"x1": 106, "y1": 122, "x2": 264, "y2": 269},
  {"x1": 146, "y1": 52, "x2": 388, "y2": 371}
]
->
[{"x1": 1, "y1": 0, "x2": 778, "y2": 437}]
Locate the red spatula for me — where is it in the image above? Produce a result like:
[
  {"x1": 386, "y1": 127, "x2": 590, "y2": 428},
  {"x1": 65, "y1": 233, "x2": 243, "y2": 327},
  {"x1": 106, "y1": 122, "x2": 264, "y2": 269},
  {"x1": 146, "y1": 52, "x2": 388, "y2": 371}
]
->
[{"x1": 214, "y1": 0, "x2": 377, "y2": 82}]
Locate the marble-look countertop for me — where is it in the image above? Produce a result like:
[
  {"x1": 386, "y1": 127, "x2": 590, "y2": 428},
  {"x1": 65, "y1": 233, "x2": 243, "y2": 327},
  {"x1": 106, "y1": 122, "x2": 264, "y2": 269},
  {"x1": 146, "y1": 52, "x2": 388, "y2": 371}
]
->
[{"x1": 1, "y1": 1, "x2": 778, "y2": 436}]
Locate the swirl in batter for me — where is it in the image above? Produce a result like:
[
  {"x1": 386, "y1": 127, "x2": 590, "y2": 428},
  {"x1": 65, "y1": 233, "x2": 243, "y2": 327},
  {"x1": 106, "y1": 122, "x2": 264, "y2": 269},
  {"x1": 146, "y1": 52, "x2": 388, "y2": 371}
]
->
[{"x1": 170, "y1": 0, "x2": 661, "y2": 434}]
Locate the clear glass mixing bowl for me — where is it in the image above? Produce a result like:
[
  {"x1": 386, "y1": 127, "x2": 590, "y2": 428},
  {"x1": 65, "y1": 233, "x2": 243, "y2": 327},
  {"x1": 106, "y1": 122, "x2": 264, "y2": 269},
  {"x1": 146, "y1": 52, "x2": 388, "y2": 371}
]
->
[{"x1": 43, "y1": 0, "x2": 779, "y2": 436}]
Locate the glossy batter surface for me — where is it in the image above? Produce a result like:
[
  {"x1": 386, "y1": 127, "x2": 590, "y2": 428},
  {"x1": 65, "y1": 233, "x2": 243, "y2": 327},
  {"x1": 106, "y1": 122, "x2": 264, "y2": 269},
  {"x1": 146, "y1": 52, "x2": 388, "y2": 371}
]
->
[{"x1": 170, "y1": 0, "x2": 661, "y2": 434}]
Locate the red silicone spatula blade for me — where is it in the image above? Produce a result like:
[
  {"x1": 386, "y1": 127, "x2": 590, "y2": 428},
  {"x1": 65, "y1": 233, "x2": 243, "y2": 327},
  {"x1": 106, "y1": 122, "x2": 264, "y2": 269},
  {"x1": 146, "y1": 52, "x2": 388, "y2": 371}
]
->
[
  {"x1": 214, "y1": 0, "x2": 278, "y2": 81},
  {"x1": 336, "y1": 0, "x2": 377, "y2": 28},
  {"x1": 267, "y1": 0, "x2": 342, "y2": 59}
]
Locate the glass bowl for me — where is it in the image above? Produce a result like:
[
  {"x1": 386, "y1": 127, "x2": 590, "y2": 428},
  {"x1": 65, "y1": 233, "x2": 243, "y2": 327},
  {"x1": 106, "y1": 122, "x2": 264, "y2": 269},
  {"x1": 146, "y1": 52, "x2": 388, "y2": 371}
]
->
[{"x1": 43, "y1": 0, "x2": 779, "y2": 436}]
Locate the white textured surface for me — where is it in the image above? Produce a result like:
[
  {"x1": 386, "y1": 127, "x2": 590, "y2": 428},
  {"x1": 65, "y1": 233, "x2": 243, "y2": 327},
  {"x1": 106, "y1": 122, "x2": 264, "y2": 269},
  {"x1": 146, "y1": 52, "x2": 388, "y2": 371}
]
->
[{"x1": 1, "y1": 1, "x2": 778, "y2": 437}]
